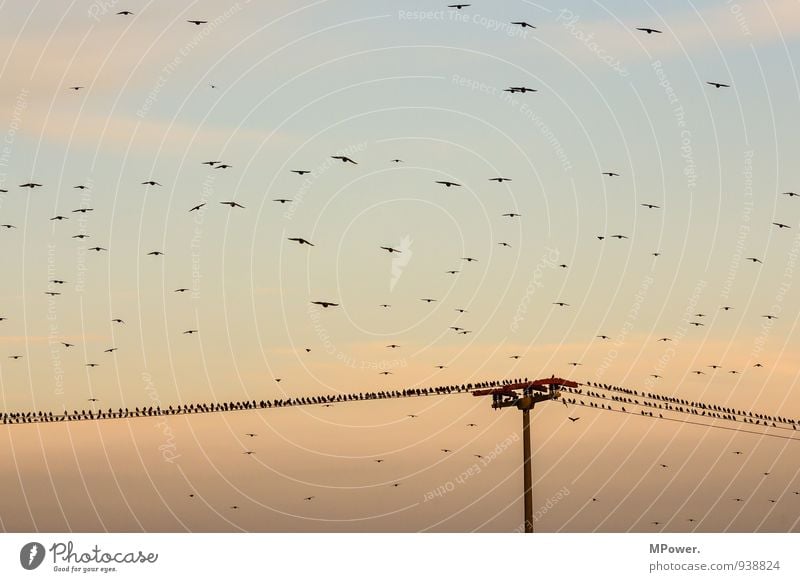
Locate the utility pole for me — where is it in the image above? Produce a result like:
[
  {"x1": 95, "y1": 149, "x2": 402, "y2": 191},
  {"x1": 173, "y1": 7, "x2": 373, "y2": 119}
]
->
[{"x1": 473, "y1": 376, "x2": 578, "y2": 533}]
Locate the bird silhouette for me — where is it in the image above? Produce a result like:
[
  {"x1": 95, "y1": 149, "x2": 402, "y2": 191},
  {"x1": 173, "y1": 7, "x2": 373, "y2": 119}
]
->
[
  {"x1": 331, "y1": 155, "x2": 357, "y2": 164},
  {"x1": 568, "y1": 417, "x2": 580, "y2": 422},
  {"x1": 602, "y1": 172, "x2": 620, "y2": 177},
  {"x1": 19, "y1": 183, "x2": 42, "y2": 188},
  {"x1": 141, "y1": 181, "x2": 161, "y2": 186},
  {"x1": 636, "y1": 27, "x2": 662, "y2": 34},
  {"x1": 220, "y1": 201, "x2": 245, "y2": 208},
  {"x1": 288, "y1": 237, "x2": 314, "y2": 246},
  {"x1": 291, "y1": 170, "x2": 310, "y2": 175},
  {"x1": 273, "y1": 198, "x2": 292, "y2": 204},
  {"x1": 505, "y1": 87, "x2": 537, "y2": 93},
  {"x1": 189, "y1": 203, "x2": 206, "y2": 212},
  {"x1": 187, "y1": 20, "x2": 208, "y2": 25},
  {"x1": 489, "y1": 177, "x2": 512, "y2": 182},
  {"x1": 436, "y1": 180, "x2": 461, "y2": 187},
  {"x1": 311, "y1": 301, "x2": 339, "y2": 308},
  {"x1": 448, "y1": 4, "x2": 470, "y2": 9},
  {"x1": 511, "y1": 21, "x2": 535, "y2": 28},
  {"x1": 380, "y1": 246, "x2": 401, "y2": 253},
  {"x1": 641, "y1": 203, "x2": 660, "y2": 209},
  {"x1": 147, "y1": 251, "x2": 164, "y2": 256},
  {"x1": 773, "y1": 222, "x2": 790, "y2": 228}
]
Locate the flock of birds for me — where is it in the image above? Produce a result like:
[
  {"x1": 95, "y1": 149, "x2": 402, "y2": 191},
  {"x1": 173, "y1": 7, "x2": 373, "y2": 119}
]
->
[{"x1": 1, "y1": 3, "x2": 798, "y2": 530}]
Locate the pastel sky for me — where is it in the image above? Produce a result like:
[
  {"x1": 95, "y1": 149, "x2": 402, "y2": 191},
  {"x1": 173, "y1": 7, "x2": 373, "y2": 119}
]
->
[{"x1": 1, "y1": 0, "x2": 800, "y2": 532}]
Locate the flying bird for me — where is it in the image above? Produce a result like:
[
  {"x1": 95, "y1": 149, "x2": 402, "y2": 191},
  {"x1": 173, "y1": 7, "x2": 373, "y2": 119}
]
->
[
  {"x1": 746, "y1": 257, "x2": 763, "y2": 263},
  {"x1": 291, "y1": 170, "x2": 310, "y2": 175},
  {"x1": 189, "y1": 203, "x2": 206, "y2": 212},
  {"x1": 641, "y1": 203, "x2": 660, "y2": 209},
  {"x1": 183, "y1": 330, "x2": 199, "y2": 335},
  {"x1": 380, "y1": 246, "x2": 401, "y2": 253},
  {"x1": 448, "y1": 4, "x2": 470, "y2": 9},
  {"x1": 553, "y1": 302, "x2": 569, "y2": 307},
  {"x1": 311, "y1": 301, "x2": 339, "y2": 308},
  {"x1": 489, "y1": 177, "x2": 512, "y2": 182},
  {"x1": 568, "y1": 417, "x2": 580, "y2": 422},
  {"x1": 511, "y1": 21, "x2": 535, "y2": 28},
  {"x1": 288, "y1": 237, "x2": 314, "y2": 246},
  {"x1": 141, "y1": 181, "x2": 161, "y2": 186},
  {"x1": 187, "y1": 20, "x2": 208, "y2": 25},
  {"x1": 147, "y1": 251, "x2": 164, "y2": 256},
  {"x1": 436, "y1": 180, "x2": 461, "y2": 187},
  {"x1": 773, "y1": 222, "x2": 791, "y2": 229},
  {"x1": 602, "y1": 172, "x2": 620, "y2": 177},
  {"x1": 19, "y1": 183, "x2": 43, "y2": 188},
  {"x1": 707, "y1": 81, "x2": 730, "y2": 88},
  {"x1": 220, "y1": 201, "x2": 245, "y2": 208},
  {"x1": 636, "y1": 27, "x2": 662, "y2": 34},
  {"x1": 331, "y1": 155, "x2": 357, "y2": 164},
  {"x1": 273, "y1": 199, "x2": 292, "y2": 204}
]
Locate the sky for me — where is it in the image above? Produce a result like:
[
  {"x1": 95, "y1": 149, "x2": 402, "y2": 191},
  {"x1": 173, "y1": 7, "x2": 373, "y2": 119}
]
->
[{"x1": 1, "y1": 0, "x2": 800, "y2": 532}]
